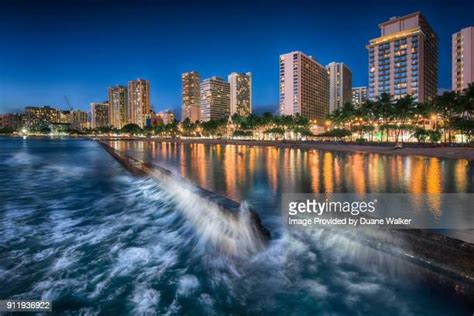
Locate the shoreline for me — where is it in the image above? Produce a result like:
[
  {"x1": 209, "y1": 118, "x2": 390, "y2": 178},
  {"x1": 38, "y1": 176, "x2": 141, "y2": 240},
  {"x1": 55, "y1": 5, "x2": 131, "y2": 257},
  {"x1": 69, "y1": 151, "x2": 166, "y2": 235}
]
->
[{"x1": 3, "y1": 135, "x2": 473, "y2": 161}]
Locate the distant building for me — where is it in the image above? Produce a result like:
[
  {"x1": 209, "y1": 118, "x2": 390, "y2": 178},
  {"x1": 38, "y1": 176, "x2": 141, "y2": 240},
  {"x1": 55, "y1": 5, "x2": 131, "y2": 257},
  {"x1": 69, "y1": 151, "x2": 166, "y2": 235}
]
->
[
  {"x1": 352, "y1": 87, "x2": 368, "y2": 106},
  {"x1": 452, "y1": 26, "x2": 474, "y2": 92},
  {"x1": 24, "y1": 106, "x2": 59, "y2": 130},
  {"x1": 152, "y1": 110, "x2": 175, "y2": 125},
  {"x1": 181, "y1": 71, "x2": 201, "y2": 122},
  {"x1": 0, "y1": 113, "x2": 23, "y2": 130},
  {"x1": 71, "y1": 110, "x2": 89, "y2": 130},
  {"x1": 128, "y1": 79, "x2": 150, "y2": 128},
  {"x1": 228, "y1": 72, "x2": 252, "y2": 117},
  {"x1": 108, "y1": 85, "x2": 128, "y2": 128},
  {"x1": 59, "y1": 110, "x2": 72, "y2": 124},
  {"x1": 200, "y1": 77, "x2": 230, "y2": 122},
  {"x1": 326, "y1": 62, "x2": 352, "y2": 112},
  {"x1": 367, "y1": 11, "x2": 438, "y2": 102},
  {"x1": 90, "y1": 102, "x2": 109, "y2": 129},
  {"x1": 279, "y1": 51, "x2": 329, "y2": 121}
]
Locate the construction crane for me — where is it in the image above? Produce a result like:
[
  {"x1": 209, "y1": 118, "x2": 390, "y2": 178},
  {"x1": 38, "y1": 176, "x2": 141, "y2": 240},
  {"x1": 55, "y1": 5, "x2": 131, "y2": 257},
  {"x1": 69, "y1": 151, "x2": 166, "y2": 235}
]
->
[{"x1": 64, "y1": 96, "x2": 72, "y2": 111}]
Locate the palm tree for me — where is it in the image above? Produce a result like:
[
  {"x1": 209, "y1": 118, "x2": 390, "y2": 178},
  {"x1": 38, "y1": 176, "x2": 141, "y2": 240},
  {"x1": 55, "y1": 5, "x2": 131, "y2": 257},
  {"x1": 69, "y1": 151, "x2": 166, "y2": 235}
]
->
[
  {"x1": 434, "y1": 91, "x2": 458, "y2": 143},
  {"x1": 377, "y1": 93, "x2": 394, "y2": 142},
  {"x1": 261, "y1": 112, "x2": 273, "y2": 125},
  {"x1": 393, "y1": 95, "x2": 415, "y2": 142},
  {"x1": 359, "y1": 100, "x2": 377, "y2": 141},
  {"x1": 340, "y1": 102, "x2": 356, "y2": 140},
  {"x1": 457, "y1": 84, "x2": 474, "y2": 119},
  {"x1": 327, "y1": 108, "x2": 343, "y2": 126},
  {"x1": 464, "y1": 83, "x2": 474, "y2": 112}
]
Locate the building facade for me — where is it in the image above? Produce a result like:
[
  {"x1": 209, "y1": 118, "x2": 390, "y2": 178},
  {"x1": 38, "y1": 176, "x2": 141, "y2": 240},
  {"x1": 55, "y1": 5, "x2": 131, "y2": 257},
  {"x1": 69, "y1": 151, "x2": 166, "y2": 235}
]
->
[
  {"x1": 108, "y1": 85, "x2": 128, "y2": 129},
  {"x1": 0, "y1": 113, "x2": 23, "y2": 130},
  {"x1": 326, "y1": 62, "x2": 352, "y2": 112},
  {"x1": 279, "y1": 51, "x2": 329, "y2": 121},
  {"x1": 71, "y1": 110, "x2": 89, "y2": 130},
  {"x1": 352, "y1": 87, "x2": 368, "y2": 106},
  {"x1": 128, "y1": 79, "x2": 150, "y2": 128},
  {"x1": 181, "y1": 71, "x2": 201, "y2": 122},
  {"x1": 153, "y1": 110, "x2": 176, "y2": 125},
  {"x1": 452, "y1": 26, "x2": 474, "y2": 92},
  {"x1": 24, "y1": 106, "x2": 59, "y2": 131},
  {"x1": 59, "y1": 110, "x2": 72, "y2": 124},
  {"x1": 367, "y1": 11, "x2": 438, "y2": 102},
  {"x1": 228, "y1": 72, "x2": 252, "y2": 117},
  {"x1": 91, "y1": 102, "x2": 109, "y2": 129},
  {"x1": 200, "y1": 77, "x2": 230, "y2": 122}
]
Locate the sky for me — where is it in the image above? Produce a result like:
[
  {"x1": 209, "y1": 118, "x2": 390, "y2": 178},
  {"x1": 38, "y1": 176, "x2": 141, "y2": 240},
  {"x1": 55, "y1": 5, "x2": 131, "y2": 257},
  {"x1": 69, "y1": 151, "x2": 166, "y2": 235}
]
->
[{"x1": 0, "y1": 0, "x2": 473, "y2": 117}]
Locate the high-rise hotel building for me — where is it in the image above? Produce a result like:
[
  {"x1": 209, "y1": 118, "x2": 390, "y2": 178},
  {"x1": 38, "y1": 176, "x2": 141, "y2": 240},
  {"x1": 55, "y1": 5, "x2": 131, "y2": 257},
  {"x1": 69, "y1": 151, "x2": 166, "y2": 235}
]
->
[
  {"x1": 91, "y1": 102, "x2": 110, "y2": 129},
  {"x1": 128, "y1": 79, "x2": 150, "y2": 128},
  {"x1": 200, "y1": 77, "x2": 230, "y2": 122},
  {"x1": 367, "y1": 12, "x2": 438, "y2": 102},
  {"x1": 108, "y1": 85, "x2": 128, "y2": 129},
  {"x1": 279, "y1": 51, "x2": 329, "y2": 121},
  {"x1": 452, "y1": 26, "x2": 474, "y2": 92},
  {"x1": 228, "y1": 72, "x2": 252, "y2": 117},
  {"x1": 352, "y1": 87, "x2": 368, "y2": 106},
  {"x1": 181, "y1": 71, "x2": 201, "y2": 122},
  {"x1": 326, "y1": 62, "x2": 352, "y2": 112}
]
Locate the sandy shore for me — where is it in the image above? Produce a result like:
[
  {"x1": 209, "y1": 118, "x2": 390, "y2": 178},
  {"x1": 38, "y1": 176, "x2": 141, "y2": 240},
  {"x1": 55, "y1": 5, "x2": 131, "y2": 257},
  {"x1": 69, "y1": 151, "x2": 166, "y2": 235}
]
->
[{"x1": 141, "y1": 138, "x2": 474, "y2": 161}]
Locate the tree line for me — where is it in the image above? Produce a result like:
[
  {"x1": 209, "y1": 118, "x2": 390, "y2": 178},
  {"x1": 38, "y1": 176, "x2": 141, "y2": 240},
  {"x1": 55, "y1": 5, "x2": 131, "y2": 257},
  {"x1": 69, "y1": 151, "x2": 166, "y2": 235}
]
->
[{"x1": 327, "y1": 84, "x2": 474, "y2": 143}]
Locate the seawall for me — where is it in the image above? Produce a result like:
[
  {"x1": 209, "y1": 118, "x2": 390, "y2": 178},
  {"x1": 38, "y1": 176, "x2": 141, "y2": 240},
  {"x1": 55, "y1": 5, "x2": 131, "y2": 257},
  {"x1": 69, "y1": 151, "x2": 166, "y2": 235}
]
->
[{"x1": 99, "y1": 141, "x2": 270, "y2": 256}]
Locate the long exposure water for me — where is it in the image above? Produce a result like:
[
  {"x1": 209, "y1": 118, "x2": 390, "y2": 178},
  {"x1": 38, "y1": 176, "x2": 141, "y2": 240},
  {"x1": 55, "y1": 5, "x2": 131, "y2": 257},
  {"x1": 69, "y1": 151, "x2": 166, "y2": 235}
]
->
[{"x1": 1, "y1": 137, "x2": 473, "y2": 315}]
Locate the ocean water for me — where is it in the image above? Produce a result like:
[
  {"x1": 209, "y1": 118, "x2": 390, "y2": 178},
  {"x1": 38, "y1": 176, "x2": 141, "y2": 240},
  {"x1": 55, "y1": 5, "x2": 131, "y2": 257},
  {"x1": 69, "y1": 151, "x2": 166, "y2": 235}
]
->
[{"x1": 0, "y1": 137, "x2": 472, "y2": 315}]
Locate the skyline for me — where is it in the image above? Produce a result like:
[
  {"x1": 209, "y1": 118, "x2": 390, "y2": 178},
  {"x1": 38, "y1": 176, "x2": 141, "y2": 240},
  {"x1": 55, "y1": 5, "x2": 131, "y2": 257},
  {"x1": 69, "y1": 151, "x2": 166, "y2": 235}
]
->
[{"x1": 1, "y1": 0, "x2": 473, "y2": 116}]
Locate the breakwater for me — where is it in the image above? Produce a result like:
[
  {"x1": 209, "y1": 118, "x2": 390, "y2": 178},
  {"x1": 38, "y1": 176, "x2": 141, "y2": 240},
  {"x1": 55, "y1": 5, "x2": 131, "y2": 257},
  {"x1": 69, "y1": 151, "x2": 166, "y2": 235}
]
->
[
  {"x1": 351, "y1": 226, "x2": 474, "y2": 300},
  {"x1": 99, "y1": 141, "x2": 270, "y2": 257}
]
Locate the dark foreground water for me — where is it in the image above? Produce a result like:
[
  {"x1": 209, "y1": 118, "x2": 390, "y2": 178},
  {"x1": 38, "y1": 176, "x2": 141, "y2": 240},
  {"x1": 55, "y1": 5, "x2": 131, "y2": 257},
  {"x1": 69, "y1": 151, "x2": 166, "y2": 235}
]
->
[{"x1": 1, "y1": 137, "x2": 473, "y2": 315}]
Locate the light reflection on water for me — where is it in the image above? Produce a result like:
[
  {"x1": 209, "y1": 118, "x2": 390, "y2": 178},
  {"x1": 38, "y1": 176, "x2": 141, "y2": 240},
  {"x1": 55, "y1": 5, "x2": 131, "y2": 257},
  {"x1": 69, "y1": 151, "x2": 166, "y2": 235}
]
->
[
  {"x1": 110, "y1": 140, "x2": 474, "y2": 243},
  {"x1": 111, "y1": 141, "x2": 473, "y2": 208}
]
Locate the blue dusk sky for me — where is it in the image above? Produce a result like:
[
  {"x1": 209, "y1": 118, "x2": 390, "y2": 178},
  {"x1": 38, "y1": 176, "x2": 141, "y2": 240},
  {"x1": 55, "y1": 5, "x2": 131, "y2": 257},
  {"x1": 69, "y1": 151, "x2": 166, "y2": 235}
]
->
[{"x1": 0, "y1": 0, "x2": 473, "y2": 116}]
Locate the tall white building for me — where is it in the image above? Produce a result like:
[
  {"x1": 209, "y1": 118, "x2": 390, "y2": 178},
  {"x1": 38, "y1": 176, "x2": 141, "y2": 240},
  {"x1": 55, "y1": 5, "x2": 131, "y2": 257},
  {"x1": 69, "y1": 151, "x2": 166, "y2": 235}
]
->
[
  {"x1": 200, "y1": 77, "x2": 230, "y2": 122},
  {"x1": 228, "y1": 72, "x2": 252, "y2": 117},
  {"x1": 452, "y1": 26, "x2": 474, "y2": 92},
  {"x1": 367, "y1": 12, "x2": 438, "y2": 102},
  {"x1": 279, "y1": 51, "x2": 329, "y2": 121},
  {"x1": 128, "y1": 79, "x2": 150, "y2": 128},
  {"x1": 108, "y1": 85, "x2": 128, "y2": 128},
  {"x1": 326, "y1": 62, "x2": 352, "y2": 112}
]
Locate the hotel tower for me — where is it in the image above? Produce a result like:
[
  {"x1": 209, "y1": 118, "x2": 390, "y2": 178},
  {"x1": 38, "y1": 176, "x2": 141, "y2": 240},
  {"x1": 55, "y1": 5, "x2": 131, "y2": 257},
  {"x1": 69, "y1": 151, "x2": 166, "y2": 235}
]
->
[
  {"x1": 128, "y1": 79, "x2": 150, "y2": 128},
  {"x1": 326, "y1": 62, "x2": 352, "y2": 112},
  {"x1": 91, "y1": 102, "x2": 109, "y2": 129},
  {"x1": 452, "y1": 26, "x2": 474, "y2": 92},
  {"x1": 367, "y1": 12, "x2": 438, "y2": 102},
  {"x1": 108, "y1": 85, "x2": 128, "y2": 129},
  {"x1": 200, "y1": 77, "x2": 230, "y2": 122},
  {"x1": 279, "y1": 51, "x2": 329, "y2": 121},
  {"x1": 228, "y1": 72, "x2": 252, "y2": 117},
  {"x1": 181, "y1": 71, "x2": 201, "y2": 122}
]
